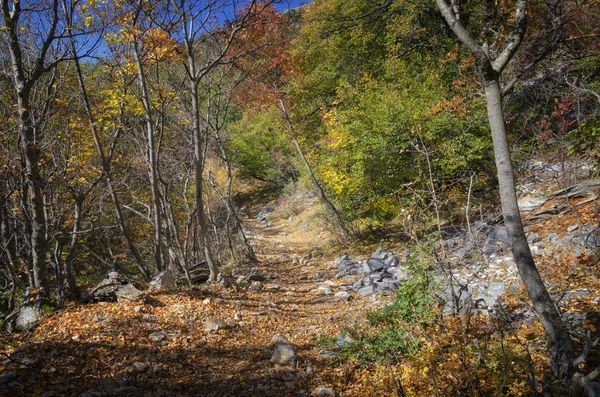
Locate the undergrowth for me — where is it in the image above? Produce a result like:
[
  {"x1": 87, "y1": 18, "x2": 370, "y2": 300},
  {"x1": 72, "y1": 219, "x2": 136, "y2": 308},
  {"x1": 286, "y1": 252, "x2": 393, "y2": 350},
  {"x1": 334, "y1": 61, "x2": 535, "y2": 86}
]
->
[{"x1": 323, "y1": 251, "x2": 552, "y2": 396}]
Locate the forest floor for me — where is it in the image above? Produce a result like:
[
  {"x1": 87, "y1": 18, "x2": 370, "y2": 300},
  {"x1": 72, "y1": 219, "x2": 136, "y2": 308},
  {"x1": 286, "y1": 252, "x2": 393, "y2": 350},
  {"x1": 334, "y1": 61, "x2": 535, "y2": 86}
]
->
[
  {"x1": 0, "y1": 194, "x2": 387, "y2": 397},
  {"x1": 1, "y1": 167, "x2": 599, "y2": 397}
]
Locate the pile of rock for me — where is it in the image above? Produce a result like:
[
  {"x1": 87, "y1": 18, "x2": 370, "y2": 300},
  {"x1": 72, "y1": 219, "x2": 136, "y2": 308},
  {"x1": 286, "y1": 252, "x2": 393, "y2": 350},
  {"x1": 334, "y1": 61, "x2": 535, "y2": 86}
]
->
[
  {"x1": 88, "y1": 271, "x2": 145, "y2": 303},
  {"x1": 333, "y1": 248, "x2": 411, "y2": 297}
]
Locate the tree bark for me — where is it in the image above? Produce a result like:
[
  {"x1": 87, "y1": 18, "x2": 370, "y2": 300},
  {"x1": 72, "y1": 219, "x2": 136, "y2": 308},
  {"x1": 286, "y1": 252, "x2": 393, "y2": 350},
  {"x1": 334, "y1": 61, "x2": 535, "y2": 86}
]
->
[
  {"x1": 2, "y1": 0, "x2": 55, "y2": 291},
  {"x1": 435, "y1": 0, "x2": 574, "y2": 381},
  {"x1": 484, "y1": 79, "x2": 574, "y2": 380},
  {"x1": 132, "y1": 38, "x2": 164, "y2": 273}
]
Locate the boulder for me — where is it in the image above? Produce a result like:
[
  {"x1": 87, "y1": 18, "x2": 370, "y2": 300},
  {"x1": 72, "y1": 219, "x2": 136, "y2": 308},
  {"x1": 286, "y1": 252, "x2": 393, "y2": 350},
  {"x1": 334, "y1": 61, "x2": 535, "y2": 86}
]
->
[
  {"x1": 366, "y1": 258, "x2": 386, "y2": 271},
  {"x1": 271, "y1": 343, "x2": 297, "y2": 365},
  {"x1": 148, "y1": 271, "x2": 175, "y2": 290},
  {"x1": 89, "y1": 272, "x2": 145, "y2": 303}
]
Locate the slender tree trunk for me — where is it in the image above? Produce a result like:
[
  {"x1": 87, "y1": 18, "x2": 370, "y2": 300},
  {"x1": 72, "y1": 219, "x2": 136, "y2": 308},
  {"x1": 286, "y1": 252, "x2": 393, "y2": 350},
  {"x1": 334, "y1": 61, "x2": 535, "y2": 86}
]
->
[
  {"x1": 212, "y1": 126, "x2": 257, "y2": 263},
  {"x1": 69, "y1": 40, "x2": 151, "y2": 281},
  {"x1": 278, "y1": 100, "x2": 353, "y2": 242},
  {"x1": 484, "y1": 79, "x2": 574, "y2": 379},
  {"x1": 133, "y1": 42, "x2": 164, "y2": 273},
  {"x1": 14, "y1": 78, "x2": 48, "y2": 292},
  {"x1": 435, "y1": 0, "x2": 575, "y2": 382},
  {"x1": 190, "y1": 82, "x2": 218, "y2": 281}
]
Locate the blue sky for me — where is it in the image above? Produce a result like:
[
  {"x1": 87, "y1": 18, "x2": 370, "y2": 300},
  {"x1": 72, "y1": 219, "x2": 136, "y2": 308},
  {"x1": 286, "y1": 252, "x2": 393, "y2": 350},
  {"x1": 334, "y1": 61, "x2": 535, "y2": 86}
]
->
[{"x1": 274, "y1": 0, "x2": 310, "y2": 12}]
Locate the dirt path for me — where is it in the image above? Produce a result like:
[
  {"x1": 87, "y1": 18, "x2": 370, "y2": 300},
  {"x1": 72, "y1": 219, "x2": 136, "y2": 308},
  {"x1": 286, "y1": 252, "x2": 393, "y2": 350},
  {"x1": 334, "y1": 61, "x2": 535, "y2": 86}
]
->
[{"x1": 0, "y1": 200, "x2": 375, "y2": 396}]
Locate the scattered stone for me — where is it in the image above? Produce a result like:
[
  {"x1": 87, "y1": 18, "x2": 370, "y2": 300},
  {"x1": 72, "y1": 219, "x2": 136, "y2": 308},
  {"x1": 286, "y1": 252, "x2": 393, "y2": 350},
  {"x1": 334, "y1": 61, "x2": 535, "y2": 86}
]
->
[
  {"x1": 312, "y1": 385, "x2": 336, "y2": 397},
  {"x1": 131, "y1": 361, "x2": 148, "y2": 371},
  {"x1": 334, "y1": 291, "x2": 351, "y2": 301},
  {"x1": 257, "y1": 206, "x2": 274, "y2": 220},
  {"x1": 527, "y1": 233, "x2": 540, "y2": 244},
  {"x1": 247, "y1": 272, "x2": 266, "y2": 282},
  {"x1": 358, "y1": 285, "x2": 374, "y2": 297},
  {"x1": 204, "y1": 318, "x2": 230, "y2": 332},
  {"x1": 396, "y1": 267, "x2": 411, "y2": 281},
  {"x1": 482, "y1": 227, "x2": 510, "y2": 254},
  {"x1": 149, "y1": 331, "x2": 167, "y2": 343},
  {"x1": 250, "y1": 281, "x2": 263, "y2": 291},
  {"x1": 234, "y1": 312, "x2": 243, "y2": 321},
  {"x1": 316, "y1": 286, "x2": 333, "y2": 296},
  {"x1": 335, "y1": 333, "x2": 353, "y2": 348}
]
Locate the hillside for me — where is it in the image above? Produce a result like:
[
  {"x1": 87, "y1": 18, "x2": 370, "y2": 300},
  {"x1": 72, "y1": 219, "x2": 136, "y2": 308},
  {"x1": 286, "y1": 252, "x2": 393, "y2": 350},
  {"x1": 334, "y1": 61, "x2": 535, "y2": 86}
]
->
[{"x1": 1, "y1": 160, "x2": 598, "y2": 396}]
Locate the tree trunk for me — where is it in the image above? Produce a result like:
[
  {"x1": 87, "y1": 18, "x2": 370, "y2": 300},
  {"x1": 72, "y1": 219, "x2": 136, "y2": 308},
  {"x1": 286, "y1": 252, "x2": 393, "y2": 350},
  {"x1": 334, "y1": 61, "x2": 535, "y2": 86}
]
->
[
  {"x1": 484, "y1": 79, "x2": 574, "y2": 380},
  {"x1": 279, "y1": 100, "x2": 353, "y2": 243},
  {"x1": 69, "y1": 38, "x2": 151, "y2": 282},
  {"x1": 190, "y1": 82, "x2": 218, "y2": 281},
  {"x1": 133, "y1": 41, "x2": 164, "y2": 273},
  {"x1": 435, "y1": 0, "x2": 575, "y2": 382}
]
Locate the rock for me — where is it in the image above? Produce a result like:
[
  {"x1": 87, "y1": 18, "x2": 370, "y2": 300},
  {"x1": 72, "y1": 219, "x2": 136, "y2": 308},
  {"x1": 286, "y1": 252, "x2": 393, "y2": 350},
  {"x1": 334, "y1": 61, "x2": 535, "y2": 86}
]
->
[
  {"x1": 204, "y1": 318, "x2": 229, "y2": 332},
  {"x1": 316, "y1": 285, "x2": 333, "y2": 295},
  {"x1": 0, "y1": 373, "x2": 17, "y2": 385},
  {"x1": 234, "y1": 312, "x2": 243, "y2": 321},
  {"x1": 384, "y1": 267, "x2": 398, "y2": 277},
  {"x1": 518, "y1": 196, "x2": 547, "y2": 212},
  {"x1": 15, "y1": 304, "x2": 44, "y2": 332},
  {"x1": 482, "y1": 227, "x2": 510, "y2": 254},
  {"x1": 384, "y1": 256, "x2": 400, "y2": 267},
  {"x1": 358, "y1": 285, "x2": 375, "y2": 297},
  {"x1": 257, "y1": 206, "x2": 274, "y2": 219},
  {"x1": 89, "y1": 272, "x2": 145, "y2": 303},
  {"x1": 247, "y1": 272, "x2": 266, "y2": 282},
  {"x1": 366, "y1": 258, "x2": 386, "y2": 271},
  {"x1": 396, "y1": 267, "x2": 410, "y2": 281},
  {"x1": 115, "y1": 283, "x2": 145, "y2": 303},
  {"x1": 250, "y1": 281, "x2": 263, "y2": 291},
  {"x1": 271, "y1": 343, "x2": 297, "y2": 365},
  {"x1": 185, "y1": 261, "x2": 210, "y2": 284},
  {"x1": 149, "y1": 331, "x2": 167, "y2": 342},
  {"x1": 131, "y1": 361, "x2": 148, "y2": 371},
  {"x1": 110, "y1": 386, "x2": 138, "y2": 396},
  {"x1": 474, "y1": 282, "x2": 506, "y2": 311},
  {"x1": 336, "y1": 333, "x2": 353, "y2": 348},
  {"x1": 312, "y1": 385, "x2": 336, "y2": 397},
  {"x1": 527, "y1": 233, "x2": 540, "y2": 244},
  {"x1": 547, "y1": 232, "x2": 559, "y2": 242},
  {"x1": 148, "y1": 271, "x2": 175, "y2": 290},
  {"x1": 334, "y1": 291, "x2": 351, "y2": 301},
  {"x1": 362, "y1": 260, "x2": 373, "y2": 274},
  {"x1": 98, "y1": 378, "x2": 118, "y2": 393},
  {"x1": 453, "y1": 247, "x2": 470, "y2": 259},
  {"x1": 567, "y1": 225, "x2": 579, "y2": 232}
]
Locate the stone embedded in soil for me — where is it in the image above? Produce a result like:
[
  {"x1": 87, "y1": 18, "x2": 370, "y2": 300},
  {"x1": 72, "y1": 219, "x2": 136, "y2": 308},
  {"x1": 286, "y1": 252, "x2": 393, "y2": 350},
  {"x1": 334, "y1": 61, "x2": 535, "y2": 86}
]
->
[
  {"x1": 203, "y1": 318, "x2": 229, "y2": 332},
  {"x1": 271, "y1": 343, "x2": 297, "y2": 365},
  {"x1": 334, "y1": 291, "x2": 351, "y2": 301},
  {"x1": 312, "y1": 385, "x2": 336, "y2": 397},
  {"x1": 149, "y1": 331, "x2": 167, "y2": 342},
  {"x1": 358, "y1": 285, "x2": 374, "y2": 297}
]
